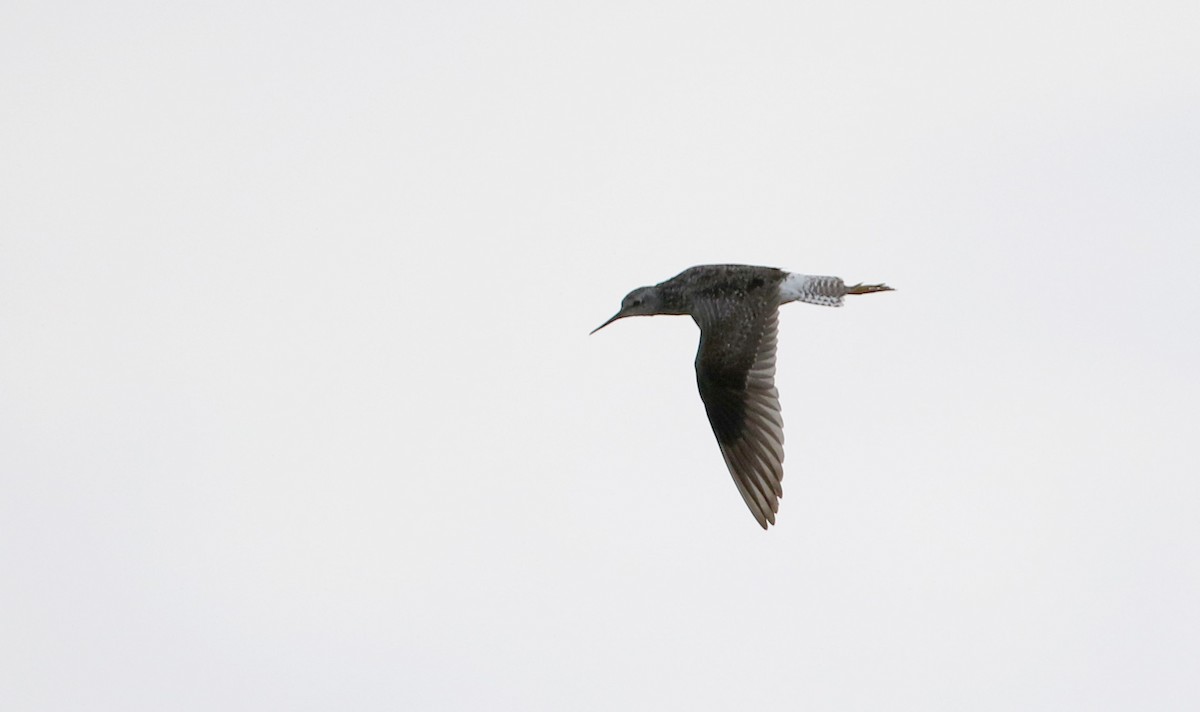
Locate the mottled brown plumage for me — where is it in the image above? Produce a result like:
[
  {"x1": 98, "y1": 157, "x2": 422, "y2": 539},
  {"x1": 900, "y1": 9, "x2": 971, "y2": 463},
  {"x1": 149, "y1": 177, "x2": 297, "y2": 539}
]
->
[{"x1": 593, "y1": 264, "x2": 891, "y2": 529}]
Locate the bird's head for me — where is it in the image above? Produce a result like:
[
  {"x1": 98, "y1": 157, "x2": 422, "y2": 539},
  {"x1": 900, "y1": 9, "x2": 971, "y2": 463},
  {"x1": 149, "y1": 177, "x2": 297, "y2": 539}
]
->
[{"x1": 590, "y1": 286, "x2": 663, "y2": 334}]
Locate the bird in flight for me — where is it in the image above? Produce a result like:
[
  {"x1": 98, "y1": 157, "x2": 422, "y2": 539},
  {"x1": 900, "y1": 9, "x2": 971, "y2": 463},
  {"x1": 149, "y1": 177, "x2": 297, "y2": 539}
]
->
[{"x1": 592, "y1": 264, "x2": 892, "y2": 529}]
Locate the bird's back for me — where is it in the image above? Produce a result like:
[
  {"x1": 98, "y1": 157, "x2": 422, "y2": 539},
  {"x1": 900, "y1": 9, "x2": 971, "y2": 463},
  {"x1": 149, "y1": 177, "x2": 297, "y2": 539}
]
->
[{"x1": 656, "y1": 264, "x2": 786, "y2": 316}]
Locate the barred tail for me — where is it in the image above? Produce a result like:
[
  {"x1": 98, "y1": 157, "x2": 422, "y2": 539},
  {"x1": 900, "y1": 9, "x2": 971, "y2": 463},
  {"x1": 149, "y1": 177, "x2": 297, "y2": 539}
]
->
[{"x1": 781, "y1": 273, "x2": 894, "y2": 308}]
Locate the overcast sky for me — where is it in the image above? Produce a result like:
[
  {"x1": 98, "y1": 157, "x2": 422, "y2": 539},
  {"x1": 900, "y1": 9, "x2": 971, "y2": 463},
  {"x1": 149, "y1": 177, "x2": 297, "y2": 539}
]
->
[{"x1": 3, "y1": 1, "x2": 1199, "y2": 710}]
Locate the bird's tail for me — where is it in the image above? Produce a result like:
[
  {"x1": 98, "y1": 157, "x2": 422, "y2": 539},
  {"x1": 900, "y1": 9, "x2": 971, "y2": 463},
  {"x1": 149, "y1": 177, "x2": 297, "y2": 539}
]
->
[
  {"x1": 845, "y1": 282, "x2": 893, "y2": 295},
  {"x1": 781, "y1": 273, "x2": 894, "y2": 307}
]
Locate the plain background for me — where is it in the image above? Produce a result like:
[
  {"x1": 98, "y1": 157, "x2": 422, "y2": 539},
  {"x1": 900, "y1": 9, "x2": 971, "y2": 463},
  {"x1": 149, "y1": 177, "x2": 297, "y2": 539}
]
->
[{"x1": 3, "y1": 1, "x2": 1198, "y2": 709}]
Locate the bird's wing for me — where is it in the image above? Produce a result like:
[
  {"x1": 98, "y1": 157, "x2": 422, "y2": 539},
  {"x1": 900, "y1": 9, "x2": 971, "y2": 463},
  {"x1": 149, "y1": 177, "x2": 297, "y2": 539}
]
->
[{"x1": 694, "y1": 302, "x2": 785, "y2": 529}]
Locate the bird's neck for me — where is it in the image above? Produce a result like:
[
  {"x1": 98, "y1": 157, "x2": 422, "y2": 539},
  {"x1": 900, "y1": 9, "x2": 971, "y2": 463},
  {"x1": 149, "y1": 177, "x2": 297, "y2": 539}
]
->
[{"x1": 654, "y1": 283, "x2": 694, "y2": 315}]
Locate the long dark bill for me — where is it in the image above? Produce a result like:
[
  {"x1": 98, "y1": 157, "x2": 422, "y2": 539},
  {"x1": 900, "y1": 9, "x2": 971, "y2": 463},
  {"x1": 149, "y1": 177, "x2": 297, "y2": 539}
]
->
[{"x1": 589, "y1": 312, "x2": 624, "y2": 335}]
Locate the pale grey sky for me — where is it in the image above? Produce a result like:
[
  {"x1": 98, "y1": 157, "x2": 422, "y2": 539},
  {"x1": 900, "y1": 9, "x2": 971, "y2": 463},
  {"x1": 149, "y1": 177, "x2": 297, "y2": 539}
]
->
[{"x1": 3, "y1": 1, "x2": 1199, "y2": 710}]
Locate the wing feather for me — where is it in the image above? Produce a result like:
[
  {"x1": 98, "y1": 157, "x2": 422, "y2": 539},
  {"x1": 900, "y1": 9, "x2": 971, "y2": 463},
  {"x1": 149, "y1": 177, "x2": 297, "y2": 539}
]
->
[{"x1": 694, "y1": 303, "x2": 786, "y2": 528}]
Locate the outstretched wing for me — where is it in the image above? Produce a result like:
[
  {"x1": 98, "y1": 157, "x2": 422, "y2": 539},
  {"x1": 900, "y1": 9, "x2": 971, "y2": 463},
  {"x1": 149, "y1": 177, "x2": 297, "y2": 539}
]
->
[{"x1": 694, "y1": 301, "x2": 785, "y2": 529}]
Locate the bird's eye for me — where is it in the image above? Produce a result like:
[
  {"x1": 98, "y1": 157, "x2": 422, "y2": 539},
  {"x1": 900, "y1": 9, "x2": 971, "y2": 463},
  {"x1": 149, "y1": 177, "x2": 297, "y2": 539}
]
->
[{"x1": 631, "y1": 299, "x2": 642, "y2": 307}]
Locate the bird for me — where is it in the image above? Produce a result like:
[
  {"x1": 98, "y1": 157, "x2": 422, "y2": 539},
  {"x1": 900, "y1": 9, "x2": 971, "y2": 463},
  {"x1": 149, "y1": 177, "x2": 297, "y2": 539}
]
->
[{"x1": 591, "y1": 264, "x2": 892, "y2": 529}]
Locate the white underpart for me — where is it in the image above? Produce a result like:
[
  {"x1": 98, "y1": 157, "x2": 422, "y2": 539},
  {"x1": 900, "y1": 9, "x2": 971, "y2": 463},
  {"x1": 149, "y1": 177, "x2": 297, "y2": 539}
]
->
[{"x1": 779, "y1": 272, "x2": 847, "y2": 307}]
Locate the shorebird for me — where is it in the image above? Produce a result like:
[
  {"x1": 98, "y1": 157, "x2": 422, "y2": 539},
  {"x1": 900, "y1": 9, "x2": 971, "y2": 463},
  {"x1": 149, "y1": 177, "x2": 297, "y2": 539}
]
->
[{"x1": 592, "y1": 264, "x2": 892, "y2": 529}]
